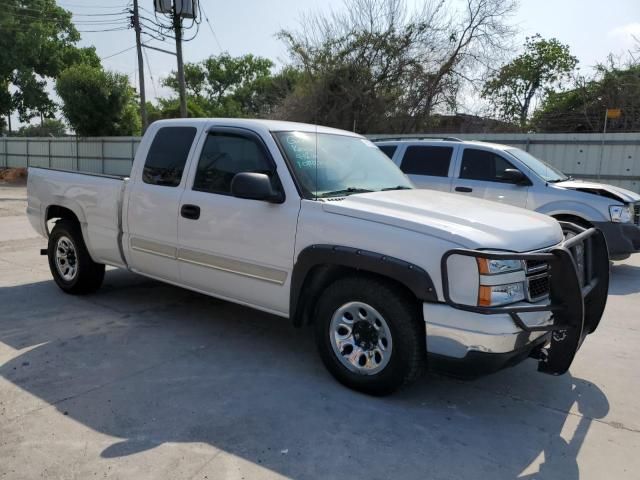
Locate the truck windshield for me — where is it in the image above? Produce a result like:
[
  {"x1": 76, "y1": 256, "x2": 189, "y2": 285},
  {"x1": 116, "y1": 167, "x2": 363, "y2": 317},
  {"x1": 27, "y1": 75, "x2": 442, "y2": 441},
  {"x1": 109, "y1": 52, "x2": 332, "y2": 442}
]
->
[
  {"x1": 274, "y1": 131, "x2": 413, "y2": 198},
  {"x1": 505, "y1": 148, "x2": 568, "y2": 183}
]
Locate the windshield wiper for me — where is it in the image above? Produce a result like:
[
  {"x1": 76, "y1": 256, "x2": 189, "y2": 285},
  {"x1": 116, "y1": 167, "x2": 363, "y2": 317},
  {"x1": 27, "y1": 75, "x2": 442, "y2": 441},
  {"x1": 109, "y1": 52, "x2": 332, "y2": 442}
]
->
[
  {"x1": 318, "y1": 187, "x2": 373, "y2": 198},
  {"x1": 381, "y1": 185, "x2": 412, "y2": 191}
]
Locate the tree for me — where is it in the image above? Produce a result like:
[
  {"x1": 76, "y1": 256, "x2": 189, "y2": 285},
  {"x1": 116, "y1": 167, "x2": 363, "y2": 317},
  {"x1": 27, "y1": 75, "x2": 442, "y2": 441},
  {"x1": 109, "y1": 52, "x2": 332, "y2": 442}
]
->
[
  {"x1": 482, "y1": 35, "x2": 577, "y2": 128},
  {"x1": 245, "y1": 67, "x2": 303, "y2": 117},
  {"x1": 532, "y1": 58, "x2": 640, "y2": 133},
  {"x1": 0, "y1": 0, "x2": 100, "y2": 129},
  {"x1": 146, "y1": 98, "x2": 209, "y2": 124},
  {"x1": 16, "y1": 118, "x2": 67, "y2": 137},
  {"x1": 161, "y1": 54, "x2": 292, "y2": 118},
  {"x1": 56, "y1": 65, "x2": 141, "y2": 137},
  {"x1": 276, "y1": 0, "x2": 517, "y2": 133}
]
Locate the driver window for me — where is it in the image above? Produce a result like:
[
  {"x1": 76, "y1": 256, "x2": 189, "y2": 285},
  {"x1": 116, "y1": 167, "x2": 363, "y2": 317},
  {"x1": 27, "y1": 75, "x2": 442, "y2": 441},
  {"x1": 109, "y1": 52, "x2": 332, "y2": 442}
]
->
[
  {"x1": 193, "y1": 133, "x2": 275, "y2": 195},
  {"x1": 460, "y1": 148, "x2": 519, "y2": 183}
]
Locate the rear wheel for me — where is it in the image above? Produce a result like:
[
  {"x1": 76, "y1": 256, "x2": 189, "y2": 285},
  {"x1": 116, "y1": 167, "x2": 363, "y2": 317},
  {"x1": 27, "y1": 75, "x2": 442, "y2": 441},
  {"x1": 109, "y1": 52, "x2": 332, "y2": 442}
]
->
[
  {"x1": 314, "y1": 275, "x2": 425, "y2": 395},
  {"x1": 48, "y1": 220, "x2": 105, "y2": 294}
]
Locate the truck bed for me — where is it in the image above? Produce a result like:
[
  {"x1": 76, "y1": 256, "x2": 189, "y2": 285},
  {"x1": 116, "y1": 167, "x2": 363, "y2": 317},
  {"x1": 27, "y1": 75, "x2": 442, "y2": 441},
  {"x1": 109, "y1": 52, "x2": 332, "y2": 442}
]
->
[{"x1": 27, "y1": 167, "x2": 127, "y2": 268}]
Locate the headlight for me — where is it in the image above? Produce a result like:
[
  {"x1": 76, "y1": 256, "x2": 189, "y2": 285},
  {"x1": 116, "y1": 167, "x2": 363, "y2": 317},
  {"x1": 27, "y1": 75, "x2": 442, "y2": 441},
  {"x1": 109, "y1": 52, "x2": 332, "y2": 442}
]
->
[
  {"x1": 609, "y1": 205, "x2": 632, "y2": 223},
  {"x1": 476, "y1": 256, "x2": 526, "y2": 306},
  {"x1": 478, "y1": 282, "x2": 526, "y2": 306},
  {"x1": 477, "y1": 258, "x2": 524, "y2": 274},
  {"x1": 444, "y1": 253, "x2": 527, "y2": 307}
]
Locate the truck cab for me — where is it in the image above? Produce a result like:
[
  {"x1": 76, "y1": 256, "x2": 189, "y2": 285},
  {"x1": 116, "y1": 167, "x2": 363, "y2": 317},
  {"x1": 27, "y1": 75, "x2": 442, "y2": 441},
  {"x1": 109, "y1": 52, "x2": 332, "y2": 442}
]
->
[{"x1": 27, "y1": 119, "x2": 609, "y2": 394}]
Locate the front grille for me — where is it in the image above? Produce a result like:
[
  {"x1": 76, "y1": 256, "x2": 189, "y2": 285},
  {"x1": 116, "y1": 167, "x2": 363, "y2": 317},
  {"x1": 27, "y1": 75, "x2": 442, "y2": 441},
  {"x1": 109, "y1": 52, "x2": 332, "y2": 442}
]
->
[
  {"x1": 527, "y1": 274, "x2": 550, "y2": 301},
  {"x1": 525, "y1": 258, "x2": 550, "y2": 302},
  {"x1": 525, "y1": 259, "x2": 548, "y2": 274},
  {"x1": 634, "y1": 204, "x2": 640, "y2": 226}
]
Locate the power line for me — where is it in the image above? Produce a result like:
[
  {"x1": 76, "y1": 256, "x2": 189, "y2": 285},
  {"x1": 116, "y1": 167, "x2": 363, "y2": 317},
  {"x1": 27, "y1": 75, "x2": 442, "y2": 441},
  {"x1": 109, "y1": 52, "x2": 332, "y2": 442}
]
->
[
  {"x1": 101, "y1": 45, "x2": 137, "y2": 60},
  {"x1": 200, "y1": 3, "x2": 223, "y2": 52},
  {"x1": 142, "y1": 46, "x2": 159, "y2": 99},
  {"x1": 77, "y1": 27, "x2": 130, "y2": 33},
  {"x1": 70, "y1": 11, "x2": 130, "y2": 17},
  {"x1": 5, "y1": 3, "x2": 128, "y2": 17},
  {"x1": 3, "y1": 10, "x2": 129, "y2": 26},
  {"x1": 141, "y1": 29, "x2": 169, "y2": 43},
  {"x1": 58, "y1": 2, "x2": 128, "y2": 9}
]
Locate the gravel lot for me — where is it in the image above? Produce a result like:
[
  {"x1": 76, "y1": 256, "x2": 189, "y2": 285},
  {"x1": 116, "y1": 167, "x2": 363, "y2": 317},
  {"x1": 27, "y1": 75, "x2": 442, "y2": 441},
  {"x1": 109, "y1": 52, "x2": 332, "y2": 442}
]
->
[{"x1": 1, "y1": 184, "x2": 639, "y2": 479}]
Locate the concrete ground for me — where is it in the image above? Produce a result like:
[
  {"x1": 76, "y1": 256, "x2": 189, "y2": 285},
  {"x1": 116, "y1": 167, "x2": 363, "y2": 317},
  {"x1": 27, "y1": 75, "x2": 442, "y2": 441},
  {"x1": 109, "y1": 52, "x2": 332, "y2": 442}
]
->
[{"x1": 0, "y1": 184, "x2": 639, "y2": 480}]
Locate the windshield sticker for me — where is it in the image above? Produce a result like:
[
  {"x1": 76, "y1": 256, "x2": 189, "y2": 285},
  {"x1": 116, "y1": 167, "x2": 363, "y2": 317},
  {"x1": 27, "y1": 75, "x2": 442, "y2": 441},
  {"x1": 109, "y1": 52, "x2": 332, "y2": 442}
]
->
[{"x1": 284, "y1": 134, "x2": 321, "y2": 168}]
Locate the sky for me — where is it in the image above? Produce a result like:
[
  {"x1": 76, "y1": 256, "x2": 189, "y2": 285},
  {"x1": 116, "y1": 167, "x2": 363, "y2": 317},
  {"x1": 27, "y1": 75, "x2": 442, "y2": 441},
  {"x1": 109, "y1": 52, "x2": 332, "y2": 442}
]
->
[{"x1": 18, "y1": 0, "x2": 640, "y2": 126}]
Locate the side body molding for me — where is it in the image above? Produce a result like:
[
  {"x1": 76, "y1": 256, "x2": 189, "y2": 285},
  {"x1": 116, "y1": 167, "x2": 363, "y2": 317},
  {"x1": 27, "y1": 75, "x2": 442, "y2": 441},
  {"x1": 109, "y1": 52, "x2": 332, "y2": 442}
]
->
[{"x1": 290, "y1": 244, "x2": 438, "y2": 326}]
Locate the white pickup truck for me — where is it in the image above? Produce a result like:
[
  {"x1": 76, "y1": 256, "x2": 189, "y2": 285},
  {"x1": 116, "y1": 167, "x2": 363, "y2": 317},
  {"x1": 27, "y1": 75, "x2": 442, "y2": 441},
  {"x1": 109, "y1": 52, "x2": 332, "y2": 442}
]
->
[{"x1": 27, "y1": 119, "x2": 609, "y2": 395}]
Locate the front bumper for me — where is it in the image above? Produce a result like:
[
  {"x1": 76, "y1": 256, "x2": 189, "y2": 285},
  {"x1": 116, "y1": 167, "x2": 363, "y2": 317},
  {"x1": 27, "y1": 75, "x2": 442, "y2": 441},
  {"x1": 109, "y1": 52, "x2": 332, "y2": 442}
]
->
[
  {"x1": 424, "y1": 301, "x2": 552, "y2": 357},
  {"x1": 430, "y1": 223, "x2": 609, "y2": 377},
  {"x1": 592, "y1": 221, "x2": 640, "y2": 259},
  {"x1": 424, "y1": 303, "x2": 552, "y2": 377}
]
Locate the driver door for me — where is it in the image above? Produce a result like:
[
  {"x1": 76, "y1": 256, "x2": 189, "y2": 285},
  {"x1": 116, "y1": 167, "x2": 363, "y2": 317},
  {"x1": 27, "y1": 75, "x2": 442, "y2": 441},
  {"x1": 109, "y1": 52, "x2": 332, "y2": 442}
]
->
[
  {"x1": 177, "y1": 128, "x2": 300, "y2": 315},
  {"x1": 452, "y1": 147, "x2": 530, "y2": 208}
]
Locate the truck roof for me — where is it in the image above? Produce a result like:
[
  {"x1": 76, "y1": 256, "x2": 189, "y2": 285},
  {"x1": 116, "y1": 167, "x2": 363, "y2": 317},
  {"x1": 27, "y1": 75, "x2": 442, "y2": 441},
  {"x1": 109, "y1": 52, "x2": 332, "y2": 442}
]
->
[{"x1": 150, "y1": 118, "x2": 362, "y2": 137}]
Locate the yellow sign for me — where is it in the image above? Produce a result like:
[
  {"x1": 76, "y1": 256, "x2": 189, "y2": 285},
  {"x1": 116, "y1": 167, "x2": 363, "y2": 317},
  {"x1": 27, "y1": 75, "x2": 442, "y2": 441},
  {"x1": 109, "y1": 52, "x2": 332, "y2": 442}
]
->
[{"x1": 606, "y1": 108, "x2": 622, "y2": 119}]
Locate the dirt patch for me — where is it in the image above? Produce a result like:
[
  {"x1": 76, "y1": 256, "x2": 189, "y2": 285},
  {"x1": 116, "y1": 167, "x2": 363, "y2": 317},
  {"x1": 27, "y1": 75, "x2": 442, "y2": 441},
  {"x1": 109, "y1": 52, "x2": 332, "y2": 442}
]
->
[{"x1": 0, "y1": 168, "x2": 28, "y2": 185}]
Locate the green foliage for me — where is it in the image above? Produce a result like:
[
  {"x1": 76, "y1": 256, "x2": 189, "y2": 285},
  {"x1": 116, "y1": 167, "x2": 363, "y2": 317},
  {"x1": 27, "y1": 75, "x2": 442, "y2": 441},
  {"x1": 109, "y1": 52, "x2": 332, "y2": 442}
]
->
[
  {"x1": 0, "y1": 0, "x2": 100, "y2": 125},
  {"x1": 146, "y1": 97, "x2": 209, "y2": 123},
  {"x1": 161, "y1": 54, "x2": 297, "y2": 118},
  {"x1": 56, "y1": 65, "x2": 141, "y2": 137},
  {"x1": 482, "y1": 35, "x2": 578, "y2": 128},
  {"x1": 244, "y1": 67, "x2": 303, "y2": 117},
  {"x1": 15, "y1": 118, "x2": 67, "y2": 137},
  {"x1": 532, "y1": 62, "x2": 640, "y2": 132}
]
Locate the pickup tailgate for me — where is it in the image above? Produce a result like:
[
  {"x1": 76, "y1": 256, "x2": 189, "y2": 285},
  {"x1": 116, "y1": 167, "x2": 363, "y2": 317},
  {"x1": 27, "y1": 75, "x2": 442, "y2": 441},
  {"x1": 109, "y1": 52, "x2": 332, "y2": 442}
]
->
[{"x1": 27, "y1": 167, "x2": 126, "y2": 267}]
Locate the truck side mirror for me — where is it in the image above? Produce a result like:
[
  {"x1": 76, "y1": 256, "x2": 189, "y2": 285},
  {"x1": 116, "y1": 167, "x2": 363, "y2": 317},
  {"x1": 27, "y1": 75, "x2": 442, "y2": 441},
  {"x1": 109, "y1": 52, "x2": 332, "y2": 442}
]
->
[
  {"x1": 503, "y1": 169, "x2": 531, "y2": 186},
  {"x1": 230, "y1": 172, "x2": 284, "y2": 203}
]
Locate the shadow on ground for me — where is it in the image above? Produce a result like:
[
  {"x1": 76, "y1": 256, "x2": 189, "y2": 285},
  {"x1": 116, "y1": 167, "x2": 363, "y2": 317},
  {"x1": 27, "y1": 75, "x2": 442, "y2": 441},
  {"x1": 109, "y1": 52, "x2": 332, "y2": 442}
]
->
[
  {"x1": 609, "y1": 262, "x2": 640, "y2": 295},
  {"x1": 0, "y1": 270, "x2": 610, "y2": 479}
]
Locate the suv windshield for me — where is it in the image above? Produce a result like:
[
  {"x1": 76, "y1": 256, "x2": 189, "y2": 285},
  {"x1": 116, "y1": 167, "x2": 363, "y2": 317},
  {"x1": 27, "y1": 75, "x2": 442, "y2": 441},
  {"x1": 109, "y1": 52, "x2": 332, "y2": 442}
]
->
[
  {"x1": 505, "y1": 148, "x2": 568, "y2": 183},
  {"x1": 274, "y1": 131, "x2": 412, "y2": 198}
]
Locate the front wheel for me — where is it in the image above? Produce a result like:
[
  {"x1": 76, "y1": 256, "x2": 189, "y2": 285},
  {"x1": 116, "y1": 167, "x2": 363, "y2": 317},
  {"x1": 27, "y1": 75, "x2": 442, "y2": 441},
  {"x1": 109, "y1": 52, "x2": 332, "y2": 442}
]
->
[
  {"x1": 48, "y1": 220, "x2": 105, "y2": 294},
  {"x1": 314, "y1": 276, "x2": 425, "y2": 395}
]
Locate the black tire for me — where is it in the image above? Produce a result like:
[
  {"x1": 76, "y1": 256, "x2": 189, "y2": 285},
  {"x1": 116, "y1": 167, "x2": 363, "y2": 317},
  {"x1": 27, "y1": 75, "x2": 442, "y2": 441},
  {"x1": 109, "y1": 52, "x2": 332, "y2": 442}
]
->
[
  {"x1": 314, "y1": 275, "x2": 425, "y2": 395},
  {"x1": 47, "y1": 219, "x2": 105, "y2": 294}
]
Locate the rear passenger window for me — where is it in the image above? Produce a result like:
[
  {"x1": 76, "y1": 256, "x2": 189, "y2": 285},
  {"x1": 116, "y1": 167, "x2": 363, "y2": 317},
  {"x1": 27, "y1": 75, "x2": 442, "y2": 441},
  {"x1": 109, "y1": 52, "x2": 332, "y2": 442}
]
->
[
  {"x1": 400, "y1": 146, "x2": 453, "y2": 177},
  {"x1": 378, "y1": 145, "x2": 397, "y2": 159},
  {"x1": 193, "y1": 133, "x2": 274, "y2": 195},
  {"x1": 460, "y1": 149, "x2": 515, "y2": 182},
  {"x1": 143, "y1": 127, "x2": 197, "y2": 187}
]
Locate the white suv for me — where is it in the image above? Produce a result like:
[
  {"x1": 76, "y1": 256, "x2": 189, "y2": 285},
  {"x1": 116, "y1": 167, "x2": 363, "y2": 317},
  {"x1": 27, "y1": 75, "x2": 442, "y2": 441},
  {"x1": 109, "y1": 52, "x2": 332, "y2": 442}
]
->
[{"x1": 375, "y1": 138, "x2": 640, "y2": 260}]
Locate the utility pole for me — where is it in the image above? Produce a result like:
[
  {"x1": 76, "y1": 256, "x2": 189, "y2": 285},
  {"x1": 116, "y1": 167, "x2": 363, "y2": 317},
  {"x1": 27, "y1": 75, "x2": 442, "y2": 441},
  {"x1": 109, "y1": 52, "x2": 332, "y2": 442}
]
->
[
  {"x1": 173, "y1": 6, "x2": 187, "y2": 118},
  {"x1": 132, "y1": 0, "x2": 148, "y2": 131}
]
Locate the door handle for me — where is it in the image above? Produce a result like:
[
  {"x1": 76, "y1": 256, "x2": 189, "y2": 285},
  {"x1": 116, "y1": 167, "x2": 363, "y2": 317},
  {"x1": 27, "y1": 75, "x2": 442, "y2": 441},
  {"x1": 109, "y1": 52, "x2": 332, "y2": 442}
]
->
[
  {"x1": 180, "y1": 204, "x2": 201, "y2": 220},
  {"x1": 455, "y1": 186, "x2": 473, "y2": 193}
]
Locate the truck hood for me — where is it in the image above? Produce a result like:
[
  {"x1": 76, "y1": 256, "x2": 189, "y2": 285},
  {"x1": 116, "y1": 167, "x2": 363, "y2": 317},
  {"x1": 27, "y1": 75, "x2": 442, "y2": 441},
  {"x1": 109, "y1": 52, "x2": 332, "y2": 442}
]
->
[
  {"x1": 322, "y1": 189, "x2": 563, "y2": 252},
  {"x1": 553, "y1": 179, "x2": 640, "y2": 203}
]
